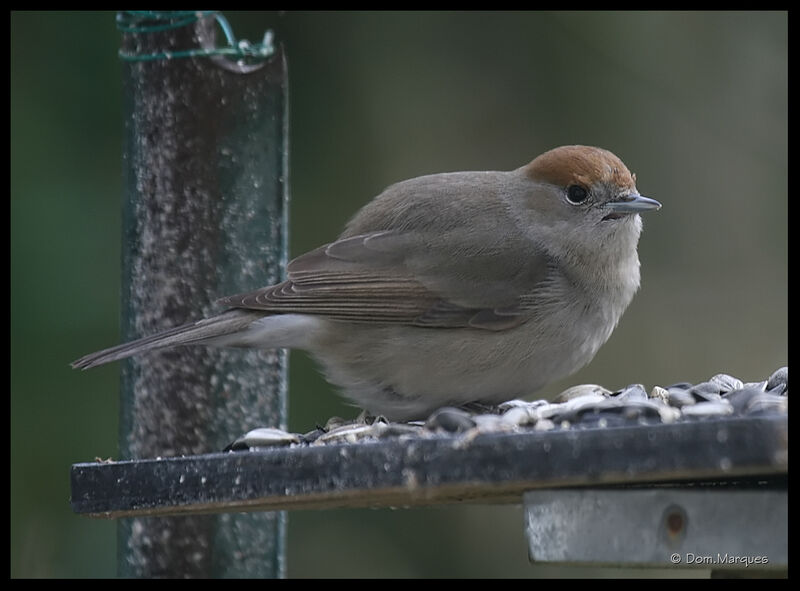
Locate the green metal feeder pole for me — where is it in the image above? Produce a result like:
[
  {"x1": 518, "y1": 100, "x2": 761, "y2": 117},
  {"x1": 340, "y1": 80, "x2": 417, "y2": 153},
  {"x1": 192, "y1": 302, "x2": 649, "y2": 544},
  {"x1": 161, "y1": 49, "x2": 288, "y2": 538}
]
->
[{"x1": 116, "y1": 12, "x2": 288, "y2": 577}]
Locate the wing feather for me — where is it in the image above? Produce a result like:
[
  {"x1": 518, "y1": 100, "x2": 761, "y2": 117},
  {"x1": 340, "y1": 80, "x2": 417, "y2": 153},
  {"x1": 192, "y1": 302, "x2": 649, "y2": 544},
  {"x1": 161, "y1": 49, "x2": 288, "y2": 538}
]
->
[{"x1": 217, "y1": 229, "x2": 554, "y2": 331}]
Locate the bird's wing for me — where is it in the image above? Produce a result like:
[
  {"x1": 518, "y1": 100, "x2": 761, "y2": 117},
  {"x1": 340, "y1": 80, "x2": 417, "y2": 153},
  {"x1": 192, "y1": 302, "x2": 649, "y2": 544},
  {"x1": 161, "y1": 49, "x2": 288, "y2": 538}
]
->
[{"x1": 218, "y1": 229, "x2": 554, "y2": 331}]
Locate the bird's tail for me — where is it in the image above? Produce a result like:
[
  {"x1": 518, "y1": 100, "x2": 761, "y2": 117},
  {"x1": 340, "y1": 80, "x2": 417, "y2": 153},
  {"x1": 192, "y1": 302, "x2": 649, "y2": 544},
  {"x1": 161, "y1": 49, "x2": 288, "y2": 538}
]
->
[{"x1": 71, "y1": 309, "x2": 264, "y2": 370}]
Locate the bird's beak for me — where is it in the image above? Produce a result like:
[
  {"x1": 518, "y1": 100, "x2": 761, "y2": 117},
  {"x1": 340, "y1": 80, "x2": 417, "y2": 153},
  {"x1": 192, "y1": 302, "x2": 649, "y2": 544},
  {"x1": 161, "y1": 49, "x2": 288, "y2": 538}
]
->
[{"x1": 607, "y1": 193, "x2": 662, "y2": 214}]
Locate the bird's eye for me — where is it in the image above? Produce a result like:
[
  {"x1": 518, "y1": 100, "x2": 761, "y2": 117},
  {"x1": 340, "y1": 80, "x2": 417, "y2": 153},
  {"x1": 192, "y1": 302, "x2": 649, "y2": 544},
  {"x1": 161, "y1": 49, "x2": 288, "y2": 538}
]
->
[{"x1": 566, "y1": 184, "x2": 588, "y2": 204}]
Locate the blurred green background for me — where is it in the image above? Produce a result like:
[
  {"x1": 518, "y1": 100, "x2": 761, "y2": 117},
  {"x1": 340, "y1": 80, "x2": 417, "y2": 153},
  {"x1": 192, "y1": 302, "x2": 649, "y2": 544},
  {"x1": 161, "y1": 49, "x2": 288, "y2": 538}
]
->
[{"x1": 11, "y1": 11, "x2": 786, "y2": 578}]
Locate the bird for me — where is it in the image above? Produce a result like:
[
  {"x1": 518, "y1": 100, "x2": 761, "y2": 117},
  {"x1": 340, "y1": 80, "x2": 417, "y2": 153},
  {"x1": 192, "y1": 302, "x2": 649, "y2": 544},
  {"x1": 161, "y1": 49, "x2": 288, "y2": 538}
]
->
[{"x1": 72, "y1": 145, "x2": 661, "y2": 420}]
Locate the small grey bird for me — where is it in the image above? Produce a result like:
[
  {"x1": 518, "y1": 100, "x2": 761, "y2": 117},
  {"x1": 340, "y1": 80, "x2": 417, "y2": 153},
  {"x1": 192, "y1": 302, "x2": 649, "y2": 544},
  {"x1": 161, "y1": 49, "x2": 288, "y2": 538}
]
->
[{"x1": 73, "y1": 145, "x2": 661, "y2": 420}]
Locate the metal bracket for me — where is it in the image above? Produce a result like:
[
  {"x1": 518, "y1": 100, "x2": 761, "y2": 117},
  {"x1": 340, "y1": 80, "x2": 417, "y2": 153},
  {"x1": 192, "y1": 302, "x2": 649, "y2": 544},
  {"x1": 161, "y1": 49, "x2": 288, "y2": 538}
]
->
[{"x1": 524, "y1": 486, "x2": 787, "y2": 573}]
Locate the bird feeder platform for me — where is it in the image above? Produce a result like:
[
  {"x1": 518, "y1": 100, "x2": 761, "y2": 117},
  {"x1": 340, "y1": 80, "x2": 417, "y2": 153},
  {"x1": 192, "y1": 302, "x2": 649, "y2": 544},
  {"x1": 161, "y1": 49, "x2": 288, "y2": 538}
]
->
[{"x1": 71, "y1": 414, "x2": 787, "y2": 573}]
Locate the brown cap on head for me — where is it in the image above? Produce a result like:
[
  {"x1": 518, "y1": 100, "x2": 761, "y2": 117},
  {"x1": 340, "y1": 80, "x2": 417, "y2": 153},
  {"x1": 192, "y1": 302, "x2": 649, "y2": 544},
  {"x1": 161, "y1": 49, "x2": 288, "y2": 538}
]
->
[{"x1": 525, "y1": 145, "x2": 637, "y2": 192}]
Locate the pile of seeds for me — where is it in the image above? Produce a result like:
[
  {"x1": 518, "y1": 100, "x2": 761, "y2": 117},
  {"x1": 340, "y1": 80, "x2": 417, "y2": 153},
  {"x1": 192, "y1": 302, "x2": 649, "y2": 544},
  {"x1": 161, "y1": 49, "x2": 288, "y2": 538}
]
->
[{"x1": 227, "y1": 366, "x2": 787, "y2": 450}]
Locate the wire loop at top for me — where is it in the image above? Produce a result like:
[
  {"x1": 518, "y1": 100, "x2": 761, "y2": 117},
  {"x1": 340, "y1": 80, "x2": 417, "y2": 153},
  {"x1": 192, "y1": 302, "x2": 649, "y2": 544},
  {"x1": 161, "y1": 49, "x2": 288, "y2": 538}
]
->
[{"x1": 117, "y1": 11, "x2": 274, "y2": 63}]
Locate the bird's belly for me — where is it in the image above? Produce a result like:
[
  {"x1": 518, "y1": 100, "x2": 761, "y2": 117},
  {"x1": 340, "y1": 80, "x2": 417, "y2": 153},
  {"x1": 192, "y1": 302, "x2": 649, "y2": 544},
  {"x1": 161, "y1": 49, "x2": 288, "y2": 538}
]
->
[{"x1": 309, "y1": 313, "x2": 612, "y2": 420}]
